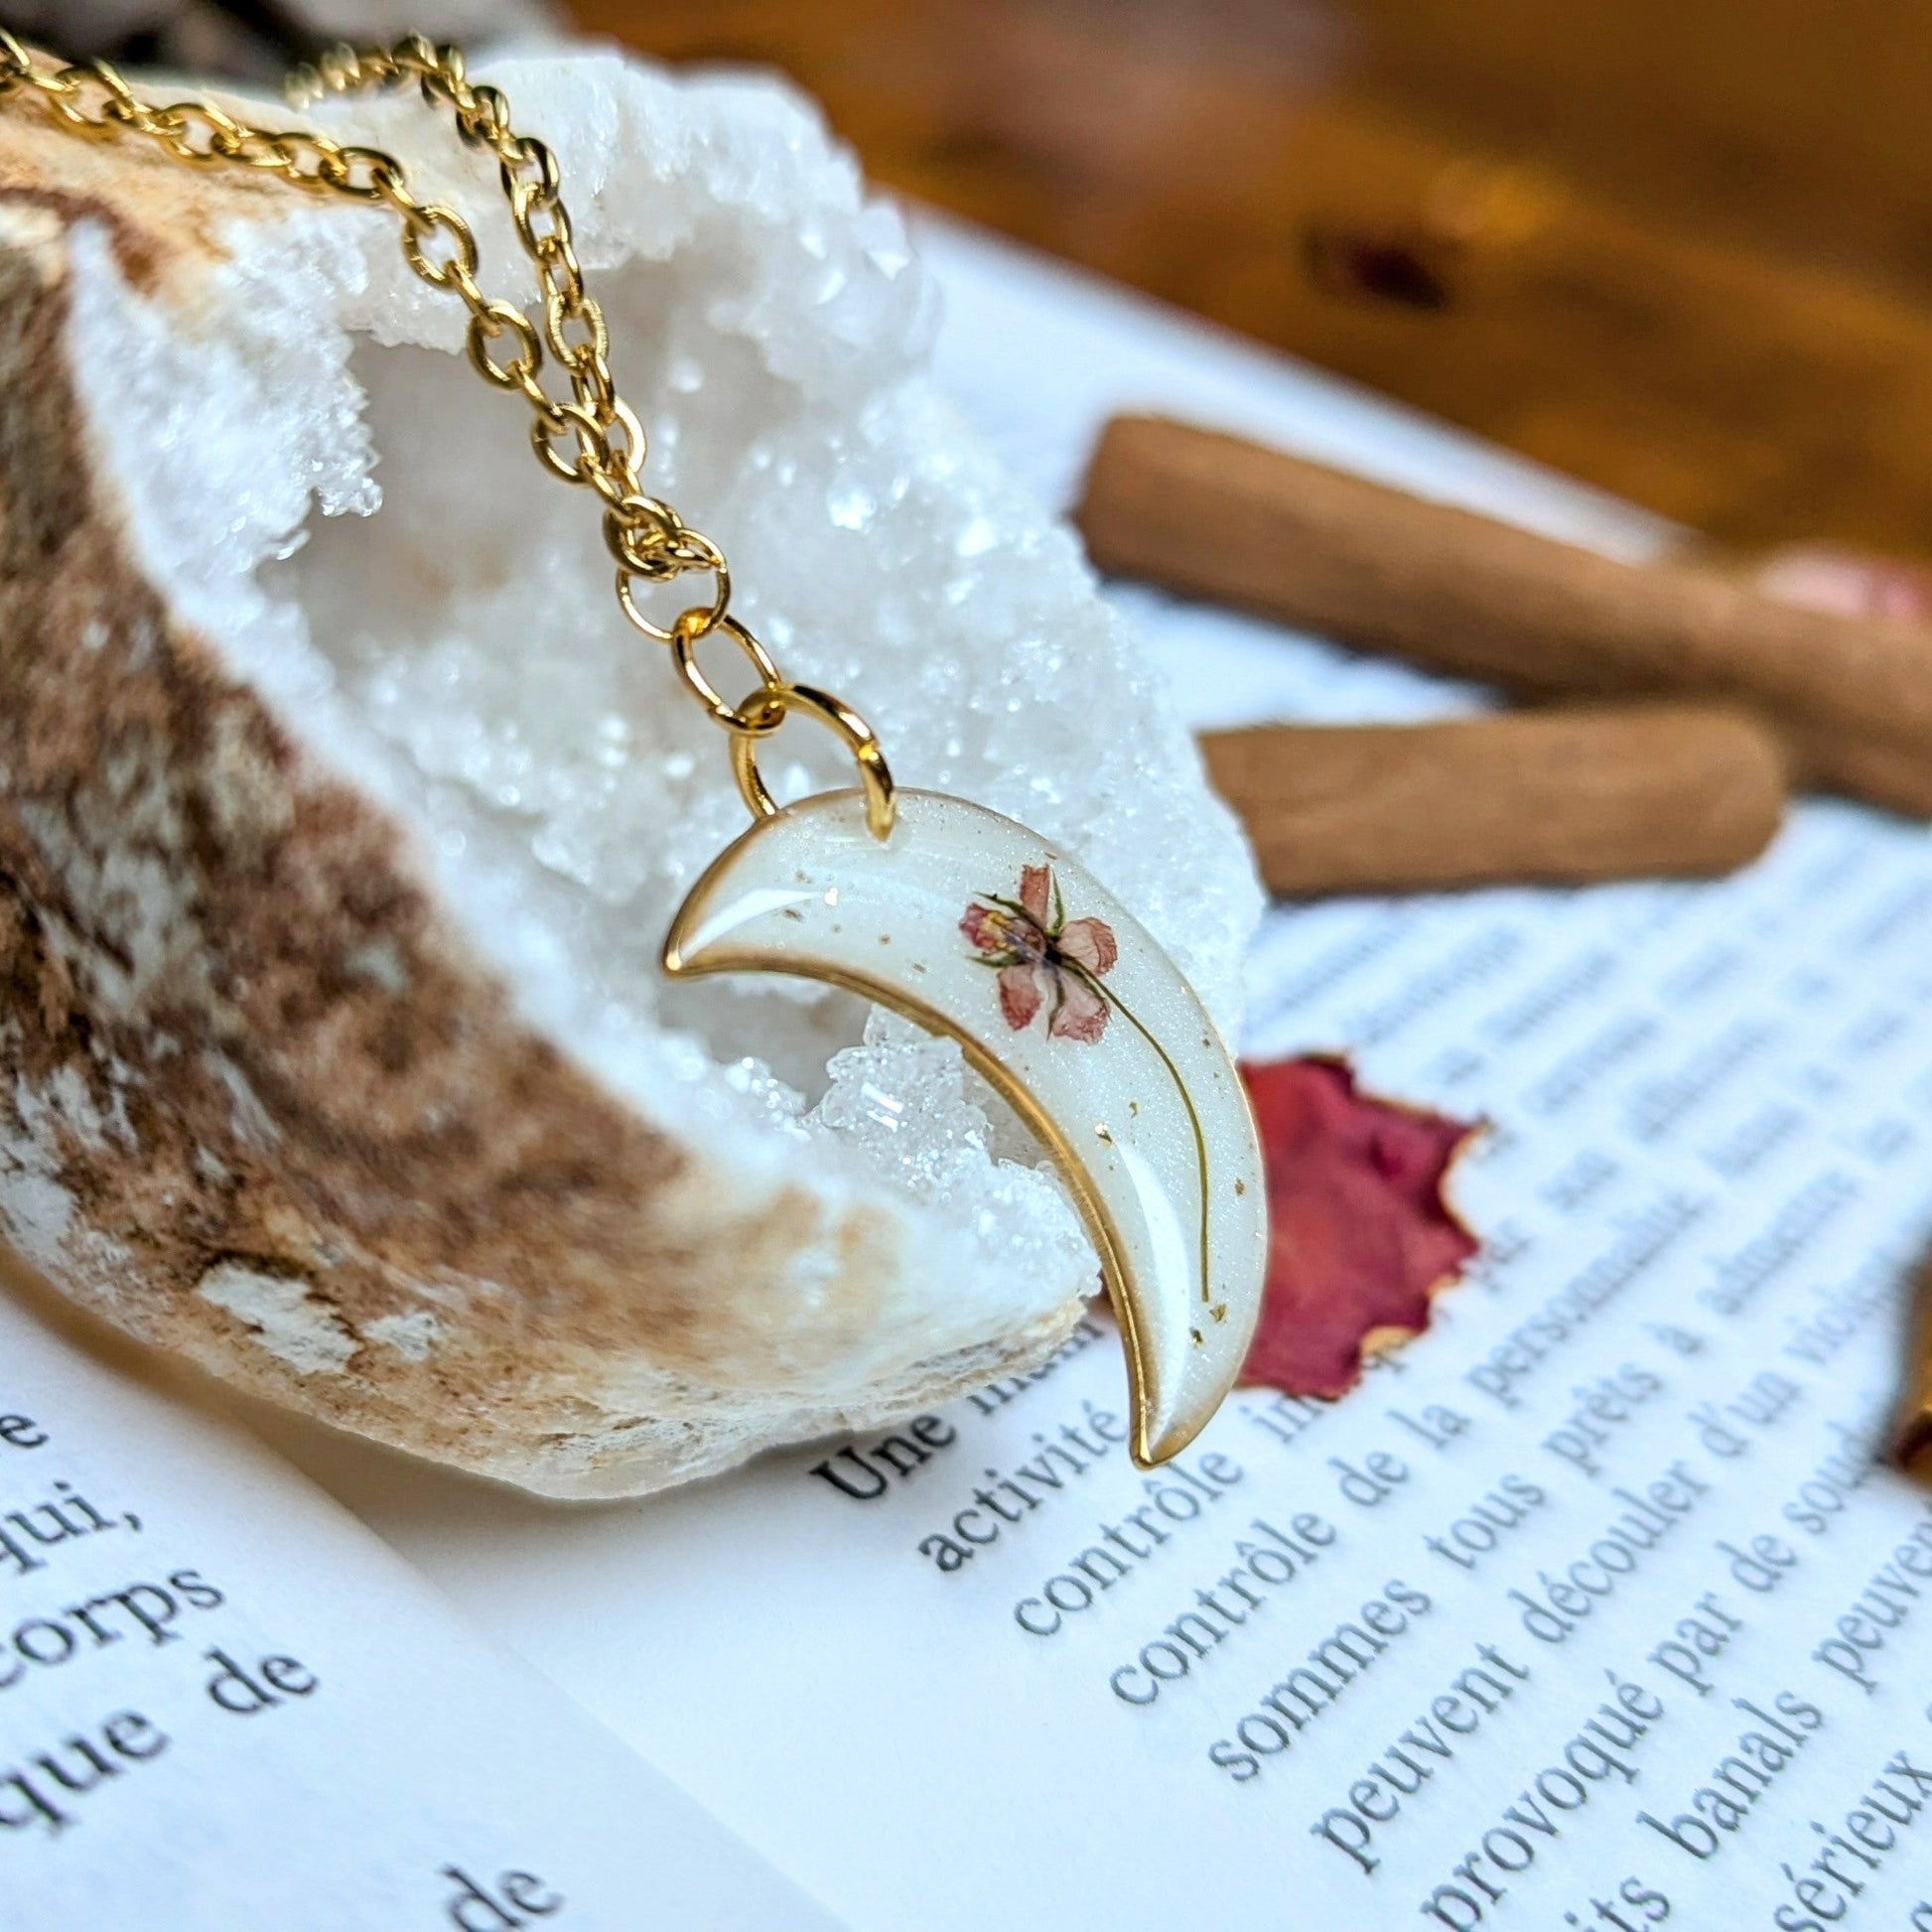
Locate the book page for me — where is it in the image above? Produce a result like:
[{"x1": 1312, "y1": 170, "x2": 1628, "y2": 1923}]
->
[
  {"x1": 0, "y1": 1270, "x2": 839, "y2": 1932},
  {"x1": 264, "y1": 223, "x2": 1932, "y2": 1932}
]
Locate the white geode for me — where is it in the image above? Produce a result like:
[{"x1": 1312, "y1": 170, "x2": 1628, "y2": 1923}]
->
[{"x1": 0, "y1": 47, "x2": 1261, "y2": 1495}]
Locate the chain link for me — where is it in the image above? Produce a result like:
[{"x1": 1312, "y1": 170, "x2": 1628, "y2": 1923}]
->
[{"x1": 0, "y1": 29, "x2": 895, "y2": 827}]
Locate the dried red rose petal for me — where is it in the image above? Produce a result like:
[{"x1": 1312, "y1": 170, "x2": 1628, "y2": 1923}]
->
[
  {"x1": 1239, "y1": 1054, "x2": 1478, "y2": 1399},
  {"x1": 1753, "y1": 544, "x2": 1932, "y2": 625}
]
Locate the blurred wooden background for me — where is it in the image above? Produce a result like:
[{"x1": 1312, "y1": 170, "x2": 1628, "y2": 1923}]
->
[{"x1": 569, "y1": 0, "x2": 1932, "y2": 558}]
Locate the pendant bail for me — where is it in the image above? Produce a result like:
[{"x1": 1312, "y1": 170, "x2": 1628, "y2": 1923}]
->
[{"x1": 730, "y1": 684, "x2": 897, "y2": 839}]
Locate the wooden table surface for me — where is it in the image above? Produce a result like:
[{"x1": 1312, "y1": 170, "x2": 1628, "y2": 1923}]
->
[{"x1": 571, "y1": 0, "x2": 1932, "y2": 560}]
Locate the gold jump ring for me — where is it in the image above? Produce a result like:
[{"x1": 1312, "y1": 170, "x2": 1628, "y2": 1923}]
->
[{"x1": 731, "y1": 684, "x2": 897, "y2": 840}]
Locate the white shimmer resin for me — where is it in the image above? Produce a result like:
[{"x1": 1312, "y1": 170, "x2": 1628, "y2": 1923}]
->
[{"x1": 666, "y1": 790, "x2": 1268, "y2": 1461}]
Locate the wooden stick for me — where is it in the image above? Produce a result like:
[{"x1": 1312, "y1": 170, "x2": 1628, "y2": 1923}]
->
[
  {"x1": 1200, "y1": 706, "x2": 1786, "y2": 896},
  {"x1": 1079, "y1": 416, "x2": 1932, "y2": 817},
  {"x1": 1896, "y1": 1249, "x2": 1932, "y2": 1477}
]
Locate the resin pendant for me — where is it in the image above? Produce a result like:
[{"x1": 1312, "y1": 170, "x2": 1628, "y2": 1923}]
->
[{"x1": 664, "y1": 789, "x2": 1267, "y2": 1463}]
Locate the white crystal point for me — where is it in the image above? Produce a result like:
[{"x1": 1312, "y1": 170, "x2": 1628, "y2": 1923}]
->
[
  {"x1": 666, "y1": 790, "x2": 1267, "y2": 1462},
  {"x1": 0, "y1": 46, "x2": 1263, "y2": 1495}
]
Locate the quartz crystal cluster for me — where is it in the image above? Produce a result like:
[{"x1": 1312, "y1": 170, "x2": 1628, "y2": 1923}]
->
[{"x1": 0, "y1": 47, "x2": 1260, "y2": 1493}]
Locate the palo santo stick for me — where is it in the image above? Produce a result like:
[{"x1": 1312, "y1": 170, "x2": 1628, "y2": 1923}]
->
[
  {"x1": 1200, "y1": 705, "x2": 1786, "y2": 896},
  {"x1": 1080, "y1": 416, "x2": 1932, "y2": 817},
  {"x1": 1895, "y1": 1251, "x2": 1932, "y2": 1480}
]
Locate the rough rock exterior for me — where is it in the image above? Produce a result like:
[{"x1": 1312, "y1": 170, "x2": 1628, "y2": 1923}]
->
[
  {"x1": 6, "y1": 2, "x2": 563, "y2": 68},
  {"x1": 0, "y1": 53, "x2": 1260, "y2": 1496}
]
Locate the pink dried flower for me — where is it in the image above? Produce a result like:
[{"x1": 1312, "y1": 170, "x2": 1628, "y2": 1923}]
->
[{"x1": 960, "y1": 865, "x2": 1119, "y2": 1043}]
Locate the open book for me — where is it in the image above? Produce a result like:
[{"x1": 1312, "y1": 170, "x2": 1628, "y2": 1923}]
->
[{"x1": 8, "y1": 216, "x2": 1932, "y2": 1932}]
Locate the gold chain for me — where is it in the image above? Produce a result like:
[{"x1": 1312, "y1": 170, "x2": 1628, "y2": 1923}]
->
[{"x1": 0, "y1": 30, "x2": 895, "y2": 835}]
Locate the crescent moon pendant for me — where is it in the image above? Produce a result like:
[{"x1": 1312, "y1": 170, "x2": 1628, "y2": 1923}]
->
[{"x1": 662, "y1": 788, "x2": 1268, "y2": 1464}]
